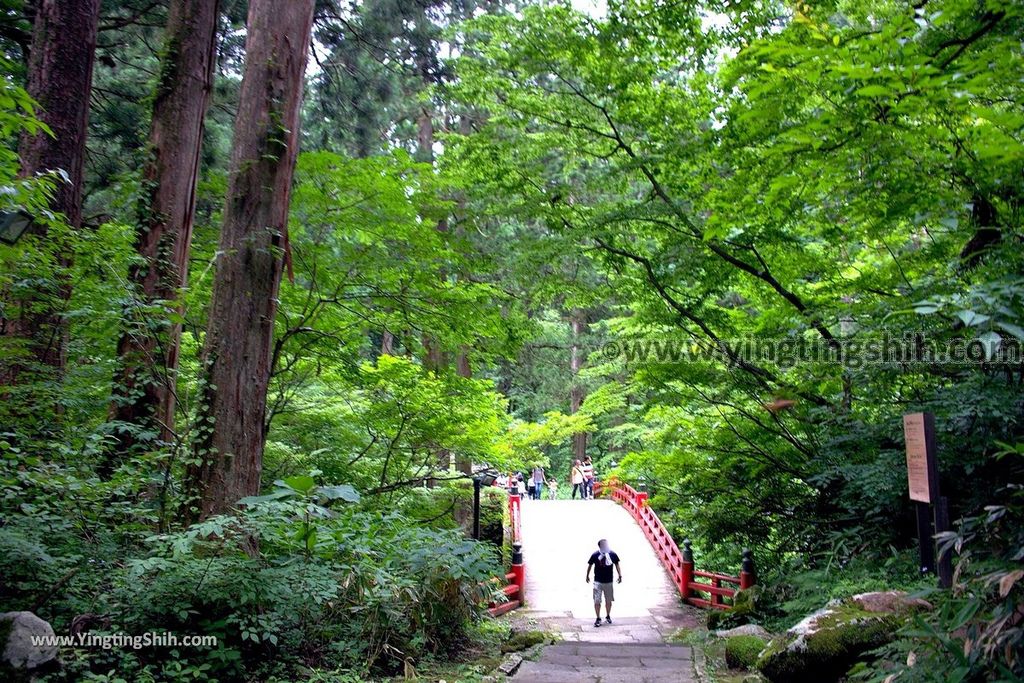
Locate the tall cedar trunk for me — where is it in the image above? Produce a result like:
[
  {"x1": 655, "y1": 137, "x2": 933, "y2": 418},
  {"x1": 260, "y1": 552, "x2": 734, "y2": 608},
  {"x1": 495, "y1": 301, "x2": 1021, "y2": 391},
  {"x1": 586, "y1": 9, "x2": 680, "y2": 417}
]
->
[
  {"x1": 19, "y1": 0, "x2": 97, "y2": 231},
  {"x1": 452, "y1": 116, "x2": 473, "y2": 473},
  {"x1": 453, "y1": 114, "x2": 473, "y2": 389},
  {"x1": 413, "y1": 55, "x2": 449, "y2": 475},
  {"x1": 187, "y1": 0, "x2": 314, "y2": 520},
  {"x1": 1, "y1": 0, "x2": 99, "y2": 386},
  {"x1": 412, "y1": 15, "x2": 446, "y2": 374},
  {"x1": 416, "y1": 111, "x2": 459, "y2": 471},
  {"x1": 109, "y1": 0, "x2": 219, "y2": 454},
  {"x1": 570, "y1": 310, "x2": 587, "y2": 461},
  {"x1": 417, "y1": 107, "x2": 447, "y2": 374}
]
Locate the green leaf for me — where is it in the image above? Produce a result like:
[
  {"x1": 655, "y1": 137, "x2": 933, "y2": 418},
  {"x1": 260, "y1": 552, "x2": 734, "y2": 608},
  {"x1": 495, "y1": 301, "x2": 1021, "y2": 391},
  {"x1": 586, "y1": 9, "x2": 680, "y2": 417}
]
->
[
  {"x1": 282, "y1": 475, "x2": 317, "y2": 494},
  {"x1": 956, "y1": 310, "x2": 990, "y2": 327},
  {"x1": 237, "y1": 489, "x2": 294, "y2": 506},
  {"x1": 996, "y1": 321, "x2": 1024, "y2": 340},
  {"x1": 854, "y1": 84, "x2": 891, "y2": 98},
  {"x1": 950, "y1": 599, "x2": 981, "y2": 630},
  {"x1": 319, "y1": 484, "x2": 361, "y2": 503}
]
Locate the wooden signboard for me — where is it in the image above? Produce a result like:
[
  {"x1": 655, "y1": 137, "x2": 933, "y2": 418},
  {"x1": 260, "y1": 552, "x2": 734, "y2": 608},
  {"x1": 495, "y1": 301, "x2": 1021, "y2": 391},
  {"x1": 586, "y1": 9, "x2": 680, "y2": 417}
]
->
[
  {"x1": 903, "y1": 412, "x2": 937, "y2": 503},
  {"x1": 903, "y1": 411, "x2": 948, "y2": 582}
]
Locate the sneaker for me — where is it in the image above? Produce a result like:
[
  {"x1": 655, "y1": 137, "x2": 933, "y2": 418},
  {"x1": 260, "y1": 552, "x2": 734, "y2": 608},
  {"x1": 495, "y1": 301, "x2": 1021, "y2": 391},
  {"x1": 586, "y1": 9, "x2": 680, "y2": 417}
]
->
[
  {"x1": 594, "y1": 618, "x2": 602, "y2": 628},
  {"x1": 605, "y1": 617, "x2": 612, "y2": 625}
]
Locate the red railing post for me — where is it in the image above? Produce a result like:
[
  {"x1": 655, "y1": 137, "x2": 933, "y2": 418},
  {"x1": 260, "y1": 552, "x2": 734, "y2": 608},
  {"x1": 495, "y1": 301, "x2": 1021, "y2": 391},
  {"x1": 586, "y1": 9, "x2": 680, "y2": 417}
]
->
[
  {"x1": 681, "y1": 538, "x2": 694, "y2": 601},
  {"x1": 740, "y1": 548, "x2": 756, "y2": 590},
  {"x1": 636, "y1": 490, "x2": 649, "y2": 508},
  {"x1": 511, "y1": 541, "x2": 524, "y2": 599},
  {"x1": 484, "y1": 495, "x2": 526, "y2": 617}
]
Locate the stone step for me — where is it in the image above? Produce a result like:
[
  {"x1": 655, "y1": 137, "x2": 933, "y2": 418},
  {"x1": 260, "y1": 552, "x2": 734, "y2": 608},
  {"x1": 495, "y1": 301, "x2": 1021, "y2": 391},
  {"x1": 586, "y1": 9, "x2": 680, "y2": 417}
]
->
[
  {"x1": 511, "y1": 660, "x2": 694, "y2": 682},
  {"x1": 536, "y1": 652, "x2": 688, "y2": 669},
  {"x1": 543, "y1": 642, "x2": 691, "y2": 659},
  {"x1": 509, "y1": 643, "x2": 694, "y2": 682}
]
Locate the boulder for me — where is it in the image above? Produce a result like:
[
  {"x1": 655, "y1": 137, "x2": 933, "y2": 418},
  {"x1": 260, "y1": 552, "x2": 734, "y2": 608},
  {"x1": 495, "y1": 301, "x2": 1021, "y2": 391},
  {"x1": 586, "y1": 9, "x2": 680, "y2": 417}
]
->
[
  {"x1": 1, "y1": 611, "x2": 59, "y2": 678},
  {"x1": 849, "y1": 590, "x2": 932, "y2": 614},
  {"x1": 756, "y1": 591, "x2": 931, "y2": 682},
  {"x1": 715, "y1": 624, "x2": 771, "y2": 639},
  {"x1": 725, "y1": 634, "x2": 767, "y2": 670},
  {"x1": 501, "y1": 628, "x2": 548, "y2": 653}
]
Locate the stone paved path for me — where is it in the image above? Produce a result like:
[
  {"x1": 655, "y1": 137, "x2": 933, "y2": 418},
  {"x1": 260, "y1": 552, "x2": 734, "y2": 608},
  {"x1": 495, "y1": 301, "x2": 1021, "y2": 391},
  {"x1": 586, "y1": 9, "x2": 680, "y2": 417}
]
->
[
  {"x1": 511, "y1": 642, "x2": 695, "y2": 682},
  {"x1": 508, "y1": 499, "x2": 700, "y2": 681}
]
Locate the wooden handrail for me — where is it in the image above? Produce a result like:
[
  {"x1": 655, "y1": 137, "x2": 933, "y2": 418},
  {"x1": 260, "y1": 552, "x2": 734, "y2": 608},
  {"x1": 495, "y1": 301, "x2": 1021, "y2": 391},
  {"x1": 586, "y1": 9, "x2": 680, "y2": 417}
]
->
[
  {"x1": 694, "y1": 570, "x2": 743, "y2": 584},
  {"x1": 594, "y1": 479, "x2": 756, "y2": 611}
]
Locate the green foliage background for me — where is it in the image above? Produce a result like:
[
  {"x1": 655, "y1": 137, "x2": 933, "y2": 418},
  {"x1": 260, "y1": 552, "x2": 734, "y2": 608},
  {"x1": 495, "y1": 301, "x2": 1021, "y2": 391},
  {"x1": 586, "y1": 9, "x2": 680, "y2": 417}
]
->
[{"x1": 0, "y1": 0, "x2": 1022, "y2": 679}]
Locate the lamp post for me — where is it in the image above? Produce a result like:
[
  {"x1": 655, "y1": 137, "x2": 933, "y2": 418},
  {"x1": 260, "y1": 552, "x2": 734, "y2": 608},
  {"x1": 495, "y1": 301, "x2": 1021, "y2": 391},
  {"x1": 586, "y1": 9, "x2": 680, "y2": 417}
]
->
[
  {"x1": 472, "y1": 470, "x2": 497, "y2": 540},
  {"x1": 0, "y1": 210, "x2": 34, "y2": 245}
]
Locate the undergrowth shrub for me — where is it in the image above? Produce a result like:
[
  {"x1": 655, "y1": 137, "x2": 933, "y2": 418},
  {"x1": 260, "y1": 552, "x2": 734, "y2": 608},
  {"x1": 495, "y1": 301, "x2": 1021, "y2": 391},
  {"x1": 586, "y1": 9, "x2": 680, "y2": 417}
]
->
[
  {"x1": 757, "y1": 549, "x2": 926, "y2": 631},
  {"x1": 852, "y1": 447, "x2": 1024, "y2": 682},
  {"x1": 1, "y1": 464, "x2": 501, "y2": 681},
  {"x1": 109, "y1": 479, "x2": 500, "y2": 680},
  {"x1": 395, "y1": 480, "x2": 509, "y2": 565},
  {"x1": 0, "y1": 453, "x2": 156, "y2": 628}
]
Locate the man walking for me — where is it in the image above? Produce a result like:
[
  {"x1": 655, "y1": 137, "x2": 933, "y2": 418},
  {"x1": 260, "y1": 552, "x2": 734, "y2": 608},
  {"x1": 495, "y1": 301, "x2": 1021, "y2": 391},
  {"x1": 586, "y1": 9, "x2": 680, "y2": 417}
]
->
[{"x1": 586, "y1": 539, "x2": 621, "y2": 627}]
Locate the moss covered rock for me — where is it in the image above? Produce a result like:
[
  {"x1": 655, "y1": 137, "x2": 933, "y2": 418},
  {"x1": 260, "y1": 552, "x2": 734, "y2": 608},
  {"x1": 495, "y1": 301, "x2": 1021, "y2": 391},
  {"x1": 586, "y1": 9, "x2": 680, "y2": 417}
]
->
[
  {"x1": 725, "y1": 634, "x2": 767, "y2": 670},
  {"x1": 501, "y1": 629, "x2": 548, "y2": 653},
  {"x1": 756, "y1": 591, "x2": 930, "y2": 682},
  {"x1": 848, "y1": 590, "x2": 932, "y2": 614},
  {"x1": 707, "y1": 585, "x2": 763, "y2": 630},
  {"x1": 715, "y1": 624, "x2": 771, "y2": 639}
]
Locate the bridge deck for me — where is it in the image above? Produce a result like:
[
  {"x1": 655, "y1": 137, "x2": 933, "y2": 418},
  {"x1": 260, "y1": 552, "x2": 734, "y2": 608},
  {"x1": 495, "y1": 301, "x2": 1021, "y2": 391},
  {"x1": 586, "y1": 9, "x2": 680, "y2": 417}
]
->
[{"x1": 515, "y1": 499, "x2": 699, "y2": 644}]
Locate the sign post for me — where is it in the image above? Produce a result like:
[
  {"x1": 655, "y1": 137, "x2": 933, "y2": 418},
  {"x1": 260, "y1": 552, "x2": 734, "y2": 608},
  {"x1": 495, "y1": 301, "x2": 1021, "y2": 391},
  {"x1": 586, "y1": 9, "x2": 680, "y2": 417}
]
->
[
  {"x1": 934, "y1": 495, "x2": 953, "y2": 588},
  {"x1": 902, "y1": 412, "x2": 950, "y2": 586}
]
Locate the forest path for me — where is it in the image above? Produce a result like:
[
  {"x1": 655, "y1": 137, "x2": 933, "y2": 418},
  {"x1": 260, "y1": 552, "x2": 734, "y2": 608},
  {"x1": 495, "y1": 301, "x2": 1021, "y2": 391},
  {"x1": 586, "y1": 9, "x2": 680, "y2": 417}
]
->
[{"x1": 508, "y1": 499, "x2": 700, "y2": 681}]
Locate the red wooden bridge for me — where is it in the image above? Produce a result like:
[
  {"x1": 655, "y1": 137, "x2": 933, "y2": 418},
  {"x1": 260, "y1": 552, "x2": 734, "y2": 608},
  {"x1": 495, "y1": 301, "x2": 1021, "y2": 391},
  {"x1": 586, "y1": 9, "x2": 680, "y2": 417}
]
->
[
  {"x1": 485, "y1": 479, "x2": 755, "y2": 616},
  {"x1": 595, "y1": 479, "x2": 755, "y2": 610}
]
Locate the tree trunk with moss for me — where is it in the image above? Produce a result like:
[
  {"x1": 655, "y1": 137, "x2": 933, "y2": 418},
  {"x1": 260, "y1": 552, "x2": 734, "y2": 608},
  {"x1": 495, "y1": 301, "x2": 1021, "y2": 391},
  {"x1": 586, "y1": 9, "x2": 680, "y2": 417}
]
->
[
  {"x1": 109, "y1": 0, "x2": 220, "y2": 457},
  {"x1": 1, "y1": 0, "x2": 99, "y2": 388},
  {"x1": 186, "y1": 0, "x2": 315, "y2": 520}
]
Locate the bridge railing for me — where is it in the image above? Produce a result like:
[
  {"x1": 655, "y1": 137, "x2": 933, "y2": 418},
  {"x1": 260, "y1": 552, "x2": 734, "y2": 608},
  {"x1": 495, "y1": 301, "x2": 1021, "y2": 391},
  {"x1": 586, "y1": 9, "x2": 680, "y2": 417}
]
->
[
  {"x1": 594, "y1": 479, "x2": 755, "y2": 611},
  {"x1": 484, "y1": 493, "x2": 524, "y2": 617}
]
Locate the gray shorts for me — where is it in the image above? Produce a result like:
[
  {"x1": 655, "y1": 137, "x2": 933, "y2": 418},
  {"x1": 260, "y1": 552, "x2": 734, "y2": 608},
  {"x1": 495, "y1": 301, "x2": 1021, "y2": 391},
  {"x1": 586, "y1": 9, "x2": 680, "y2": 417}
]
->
[{"x1": 593, "y1": 581, "x2": 614, "y2": 604}]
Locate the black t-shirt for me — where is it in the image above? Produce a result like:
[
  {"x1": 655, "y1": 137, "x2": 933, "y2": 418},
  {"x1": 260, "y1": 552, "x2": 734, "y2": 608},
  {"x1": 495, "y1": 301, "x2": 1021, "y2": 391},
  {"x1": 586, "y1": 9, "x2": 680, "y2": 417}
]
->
[{"x1": 588, "y1": 551, "x2": 620, "y2": 583}]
